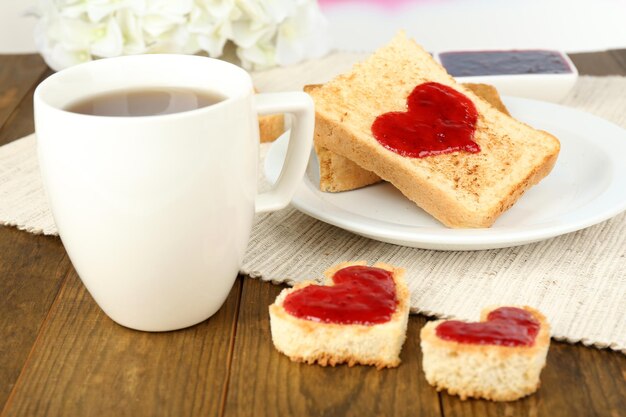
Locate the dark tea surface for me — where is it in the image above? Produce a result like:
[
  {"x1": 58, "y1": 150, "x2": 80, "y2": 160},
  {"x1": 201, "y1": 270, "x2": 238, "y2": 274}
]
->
[{"x1": 65, "y1": 87, "x2": 225, "y2": 117}]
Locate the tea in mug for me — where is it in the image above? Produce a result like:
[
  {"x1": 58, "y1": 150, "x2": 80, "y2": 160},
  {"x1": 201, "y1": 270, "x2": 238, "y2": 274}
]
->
[{"x1": 65, "y1": 87, "x2": 226, "y2": 117}]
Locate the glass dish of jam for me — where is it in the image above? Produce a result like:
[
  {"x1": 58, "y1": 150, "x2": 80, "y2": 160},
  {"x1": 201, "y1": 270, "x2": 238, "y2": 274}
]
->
[
  {"x1": 439, "y1": 50, "x2": 573, "y2": 77},
  {"x1": 436, "y1": 50, "x2": 578, "y2": 102}
]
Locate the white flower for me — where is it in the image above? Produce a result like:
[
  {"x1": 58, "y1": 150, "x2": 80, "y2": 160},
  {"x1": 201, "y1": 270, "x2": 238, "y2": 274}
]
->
[
  {"x1": 90, "y1": 17, "x2": 124, "y2": 57},
  {"x1": 144, "y1": 25, "x2": 195, "y2": 54},
  {"x1": 188, "y1": 0, "x2": 236, "y2": 57},
  {"x1": 141, "y1": 0, "x2": 192, "y2": 38},
  {"x1": 275, "y1": 1, "x2": 329, "y2": 66},
  {"x1": 116, "y1": 8, "x2": 146, "y2": 54},
  {"x1": 35, "y1": 27, "x2": 91, "y2": 71},
  {"x1": 87, "y1": 0, "x2": 145, "y2": 23},
  {"x1": 35, "y1": 0, "x2": 330, "y2": 71},
  {"x1": 236, "y1": 30, "x2": 277, "y2": 70},
  {"x1": 235, "y1": 0, "x2": 330, "y2": 69}
]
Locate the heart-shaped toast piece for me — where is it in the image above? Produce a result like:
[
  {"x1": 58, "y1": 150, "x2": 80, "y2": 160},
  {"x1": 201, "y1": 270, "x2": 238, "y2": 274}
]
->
[
  {"x1": 371, "y1": 82, "x2": 480, "y2": 158},
  {"x1": 269, "y1": 261, "x2": 410, "y2": 368},
  {"x1": 420, "y1": 306, "x2": 551, "y2": 401}
]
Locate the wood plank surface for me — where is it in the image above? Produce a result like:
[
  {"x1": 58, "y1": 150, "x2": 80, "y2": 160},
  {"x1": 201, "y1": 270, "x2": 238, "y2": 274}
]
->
[
  {"x1": 0, "y1": 228, "x2": 70, "y2": 411},
  {"x1": 569, "y1": 51, "x2": 626, "y2": 76},
  {"x1": 0, "y1": 55, "x2": 48, "y2": 132},
  {"x1": 609, "y1": 49, "x2": 626, "y2": 73},
  {"x1": 0, "y1": 63, "x2": 68, "y2": 412},
  {"x1": 0, "y1": 69, "x2": 53, "y2": 146},
  {"x1": 1, "y1": 272, "x2": 243, "y2": 417},
  {"x1": 223, "y1": 279, "x2": 442, "y2": 417}
]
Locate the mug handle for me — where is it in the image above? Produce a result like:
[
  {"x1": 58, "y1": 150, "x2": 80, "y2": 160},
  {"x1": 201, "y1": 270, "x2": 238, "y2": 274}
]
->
[{"x1": 254, "y1": 92, "x2": 315, "y2": 213}]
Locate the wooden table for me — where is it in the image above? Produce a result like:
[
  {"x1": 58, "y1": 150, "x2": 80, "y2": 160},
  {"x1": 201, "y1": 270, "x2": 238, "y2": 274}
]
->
[{"x1": 1, "y1": 51, "x2": 625, "y2": 417}]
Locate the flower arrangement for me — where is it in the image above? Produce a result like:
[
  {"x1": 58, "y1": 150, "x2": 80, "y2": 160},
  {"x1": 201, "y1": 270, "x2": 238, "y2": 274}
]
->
[{"x1": 35, "y1": 0, "x2": 331, "y2": 71}]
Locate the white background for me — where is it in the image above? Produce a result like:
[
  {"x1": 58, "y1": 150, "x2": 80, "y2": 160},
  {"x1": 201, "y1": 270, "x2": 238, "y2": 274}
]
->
[
  {"x1": 1, "y1": 0, "x2": 625, "y2": 54},
  {"x1": 0, "y1": 0, "x2": 38, "y2": 53},
  {"x1": 320, "y1": 0, "x2": 626, "y2": 52}
]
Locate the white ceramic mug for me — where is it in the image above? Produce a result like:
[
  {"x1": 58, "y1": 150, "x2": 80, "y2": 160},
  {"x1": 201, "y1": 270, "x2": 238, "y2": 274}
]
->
[{"x1": 34, "y1": 55, "x2": 314, "y2": 331}]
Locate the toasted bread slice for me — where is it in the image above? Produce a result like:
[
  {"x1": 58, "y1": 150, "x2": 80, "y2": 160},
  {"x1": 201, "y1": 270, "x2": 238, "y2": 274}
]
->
[
  {"x1": 314, "y1": 142, "x2": 382, "y2": 192},
  {"x1": 463, "y1": 83, "x2": 511, "y2": 117},
  {"x1": 420, "y1": 306, "x2": 551, "y2": 401},
  {"x1": 254, "y1": 88, "x2": 285, "y2": 143},
  {"x1": 269, "y1": 261, "x2": 410, "y2": 369},
  {"x1": 259, "y1": 113, "x2": 285, "y2": 143},
  {"x1": 308, "y1": 32, "x2": 560, "y2": 228},
  {"x1": 307, "y1": 83, "x2": 511, "y2": 192}
]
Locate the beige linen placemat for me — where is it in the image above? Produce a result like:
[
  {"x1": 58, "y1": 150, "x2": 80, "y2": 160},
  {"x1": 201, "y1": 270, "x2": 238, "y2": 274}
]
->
[{"x1": 0, "y1": 53, "x2": 624, "y2": 352}]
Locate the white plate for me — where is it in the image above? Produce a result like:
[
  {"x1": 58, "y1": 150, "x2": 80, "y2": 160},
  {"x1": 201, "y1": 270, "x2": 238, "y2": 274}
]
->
[{"x1": 265, "y1": 97, "x2": 626, "y2": 250}]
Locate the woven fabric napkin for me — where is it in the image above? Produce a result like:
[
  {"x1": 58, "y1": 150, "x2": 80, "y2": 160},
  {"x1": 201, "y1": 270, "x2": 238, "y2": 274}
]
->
[{"x1": 0, "y1": 52, "x2": 624, "y2": 352}]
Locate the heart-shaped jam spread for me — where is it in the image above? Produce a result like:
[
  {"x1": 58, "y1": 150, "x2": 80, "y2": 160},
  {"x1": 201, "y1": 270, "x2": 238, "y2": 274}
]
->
[
  {"x1": 371, "y1": 82, "x2": 480, "y2": 158},
  {"x1": 435, "y1": 307, "x2": 540, "y2": 347},
  {"x1": 282, "y1": 265, "x2": 397, "y2": 325}
]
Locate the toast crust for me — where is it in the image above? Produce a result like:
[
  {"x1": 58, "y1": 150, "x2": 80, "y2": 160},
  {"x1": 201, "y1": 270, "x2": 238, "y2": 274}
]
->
[
  {"x1": 259, "y1": 113, "x2": 284, "y2": 143},
  {"x1": 255, "y1": 87, "x2": 285, "y2": 143},
  {"x1": 308, "y1": 32, "x2": 560, "y2": 228},
  {"x1": 315, "y1": 143, "x2": 382, "y2": 192},
  {"x1": 420, "y1": 306, "x2": 551, "y2": 401},
  {"x1": 269, "y1": 261, "x2": 410, "y2": 369}
]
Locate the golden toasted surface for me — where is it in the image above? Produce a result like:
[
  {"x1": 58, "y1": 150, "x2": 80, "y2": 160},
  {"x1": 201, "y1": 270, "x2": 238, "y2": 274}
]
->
[
  {"x1": 259, "y1": 113, "x2": 284, "y2": 143},
  {"x1": 308, "y1": 82, "x2": 513, "y2": 193},
  {"x1": 463, "y1": 83, "x2": 511, "y2": 116}
]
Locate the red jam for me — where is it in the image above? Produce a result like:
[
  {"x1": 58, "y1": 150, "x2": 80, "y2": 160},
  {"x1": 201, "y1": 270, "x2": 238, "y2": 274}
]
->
[
  {"x1": 371, "y1": 82, "x2": 479, "y2": 158},
  {"x1": 435, "y1": 307, "x2": 540, "y2": 347},
  {"x1": 282, "y1": 265, "x2": 397, "y2": 325}
]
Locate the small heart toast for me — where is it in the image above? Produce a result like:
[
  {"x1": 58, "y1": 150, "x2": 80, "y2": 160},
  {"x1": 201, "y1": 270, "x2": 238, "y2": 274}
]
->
[
  {"x1": 269, "y1": 261, "x2": 410, "y2": 369},
  {"x1": 420, "y1": 306, "x2": 551, "y2": 401}
]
